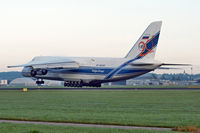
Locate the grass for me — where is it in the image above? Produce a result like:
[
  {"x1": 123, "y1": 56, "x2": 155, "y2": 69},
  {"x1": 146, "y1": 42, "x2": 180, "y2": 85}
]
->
[
  {"x1": 0, "y1": 90, "x2": 199, "y2": 128},
  {"x1": 1, "y1": 85, "x2": 200, "y2": 89},
  {"x1": 0, "y1": 122, "x2": 181, "y2": 133}
]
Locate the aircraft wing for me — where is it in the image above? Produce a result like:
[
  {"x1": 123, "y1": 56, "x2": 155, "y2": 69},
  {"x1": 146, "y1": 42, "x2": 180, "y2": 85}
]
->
[
  {"x1": 8, "y1": 62, "x2": 79, "y2": 69},
  {"x1": 157, "y1": 67, "x2": 182, "y2": 70},
  {"x1": 129, "y1": 60, "x2": 161, "y2": 66},
  {"x1": 8, "y1": 64, "x2": 29, "y2": 68},
  {"x1": 8, "y1": 57, "x2": 80, "y2": 69},
  {"x1": 129, "y1": 63, "x2": 155, "y2": 66}
]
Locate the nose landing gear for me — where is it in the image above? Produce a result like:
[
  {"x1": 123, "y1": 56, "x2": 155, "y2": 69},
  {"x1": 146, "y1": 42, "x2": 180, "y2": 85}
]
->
[{"x1": 36, "y1": 79, "x2": 44, "y2": 86}]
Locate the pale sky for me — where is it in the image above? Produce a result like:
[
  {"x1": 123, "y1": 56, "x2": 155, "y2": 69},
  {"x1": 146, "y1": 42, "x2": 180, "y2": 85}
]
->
[{"x1": 0, "y1": 0, "x2": 200, "y2": 73}]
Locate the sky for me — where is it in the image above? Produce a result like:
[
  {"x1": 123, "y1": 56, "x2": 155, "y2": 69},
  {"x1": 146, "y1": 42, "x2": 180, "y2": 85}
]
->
[{"x1": 0, "y1": 0, "x2": 200, "y2": 73}]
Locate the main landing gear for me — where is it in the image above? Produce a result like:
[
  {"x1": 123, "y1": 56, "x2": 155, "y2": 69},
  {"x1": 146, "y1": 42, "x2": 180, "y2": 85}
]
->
[
  {"x1": 64, "y1": 81, "x2": 83, "y2": 87},
  {"x1": 64, "y1": 80, "x2": 101, "y2": 87}
]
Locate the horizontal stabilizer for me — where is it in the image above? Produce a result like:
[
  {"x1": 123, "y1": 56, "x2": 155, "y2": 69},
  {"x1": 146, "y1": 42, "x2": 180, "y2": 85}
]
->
[
  {"x1": 158, "y1": 67, "x2": 182, "y2": 70},
  {"x1": 161, "y1": 63, "x2": 191, "y2": 66},
  {"x1": 129, "y1": 63, "x2": 155, "y2": 66}
]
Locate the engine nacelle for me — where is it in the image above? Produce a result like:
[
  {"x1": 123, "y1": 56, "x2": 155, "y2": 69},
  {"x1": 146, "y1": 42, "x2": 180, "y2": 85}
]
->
[
  {"x1": 22, "y1": 67, "x2": 34, "y2": 77},
  {"x1": 22, "y1": 67, "x2": 48, "y2": 77}
]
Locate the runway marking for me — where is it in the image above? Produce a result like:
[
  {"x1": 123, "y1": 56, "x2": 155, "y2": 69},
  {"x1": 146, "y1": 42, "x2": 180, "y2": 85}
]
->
[{"x1": 0, "y1": 119, "x2": 171, "y2": 131}]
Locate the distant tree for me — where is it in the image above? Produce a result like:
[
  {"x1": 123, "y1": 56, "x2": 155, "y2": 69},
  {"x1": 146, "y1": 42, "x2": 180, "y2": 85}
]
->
[{"x1": 0, "y1": 71, "x2": 23, "y2": 81}]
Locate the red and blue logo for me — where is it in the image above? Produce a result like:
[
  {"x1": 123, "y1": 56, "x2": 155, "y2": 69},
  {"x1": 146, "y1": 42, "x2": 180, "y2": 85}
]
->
[{"x1": 138, "y1": 35, "x2": 156, "y2": 56}]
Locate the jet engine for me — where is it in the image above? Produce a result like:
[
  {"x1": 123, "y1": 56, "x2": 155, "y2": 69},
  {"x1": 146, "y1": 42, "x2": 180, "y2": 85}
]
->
[{"x1": 22, "y1": 67, "x2": 48, "y2": 77}]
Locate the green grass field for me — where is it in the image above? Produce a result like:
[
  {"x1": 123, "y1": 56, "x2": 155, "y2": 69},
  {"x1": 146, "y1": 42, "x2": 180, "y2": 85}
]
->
[
  {"x1": 0, "y1": 122, "x2": 182, "y2": 133},
  {"x1": 1, "y1": 85, "x2": 200, "y2": 88},
  {"x1": 0, "y1": 90, "x2": 199, "y2": 128}
]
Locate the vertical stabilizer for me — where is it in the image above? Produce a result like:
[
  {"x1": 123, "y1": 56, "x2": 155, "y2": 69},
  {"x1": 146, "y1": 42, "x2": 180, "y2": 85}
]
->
[{"x1": 125, "y1": 21, "x2": 162, "y2": 60}]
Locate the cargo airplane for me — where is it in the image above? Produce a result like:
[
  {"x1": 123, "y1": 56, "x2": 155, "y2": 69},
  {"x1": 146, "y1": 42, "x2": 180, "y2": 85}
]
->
[{"x1": 8, "y1": 21, "x2": 188, "y2": 87}]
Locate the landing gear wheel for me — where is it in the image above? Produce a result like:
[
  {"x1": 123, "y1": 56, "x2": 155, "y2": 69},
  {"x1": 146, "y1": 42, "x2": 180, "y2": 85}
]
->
[
  {"x1": 64, "y1": 80, "x2": 83, "y2": 88},
  {"x1": 36, "y1": 79, "x2": 44, "y2": 86}
]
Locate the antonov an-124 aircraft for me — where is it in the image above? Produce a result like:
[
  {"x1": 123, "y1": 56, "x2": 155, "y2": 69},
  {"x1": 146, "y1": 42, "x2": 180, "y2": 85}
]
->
[{"x1": 8, "y1": 21, "x2": 188, "y2": 87}]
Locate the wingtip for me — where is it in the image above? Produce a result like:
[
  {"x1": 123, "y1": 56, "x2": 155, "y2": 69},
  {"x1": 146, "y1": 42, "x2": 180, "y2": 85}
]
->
[{"x1": 7, "y1": 66, "x2": 13, "y2": 68}]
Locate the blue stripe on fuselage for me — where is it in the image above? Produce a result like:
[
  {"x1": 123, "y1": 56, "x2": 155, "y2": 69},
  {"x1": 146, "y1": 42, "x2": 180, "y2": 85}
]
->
[
  {"x1": 49, "y1": 67, "x2": 112, "y2": 75},
  {"x1": 48, "y1": 67, "x2": 150, "y2": 76},
  {"x1": 104, "y1": 58, "x2": 138, "y2": 79}
]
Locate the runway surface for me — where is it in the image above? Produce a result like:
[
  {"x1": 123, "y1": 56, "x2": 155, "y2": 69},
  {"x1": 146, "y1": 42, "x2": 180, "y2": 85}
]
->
[
  {"x1": 0, "y1": 119, "x2": 171, "y2": 131},
  {"x1": 0, "y1": 87, "x2": 200, "y2": 90}
]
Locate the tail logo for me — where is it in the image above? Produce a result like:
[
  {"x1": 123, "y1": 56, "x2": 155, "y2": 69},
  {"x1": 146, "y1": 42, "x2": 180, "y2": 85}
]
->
[{"x1": 138, "y1": 35, "x2": 155, "y2": 56}]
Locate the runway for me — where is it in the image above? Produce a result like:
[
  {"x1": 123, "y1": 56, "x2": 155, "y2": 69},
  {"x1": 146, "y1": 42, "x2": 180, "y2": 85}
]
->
[
  {"x1": 0, "y1": 87, "x2": 200, "y2": 90},
  {"x1": 0, "y1": 119, "x2": 171, "y2": 131}
]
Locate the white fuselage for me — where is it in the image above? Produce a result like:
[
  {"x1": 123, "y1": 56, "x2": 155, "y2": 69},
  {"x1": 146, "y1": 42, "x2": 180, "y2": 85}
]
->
[{"x1": 22, "y1": 56, "x2": 161, "y2": 83}]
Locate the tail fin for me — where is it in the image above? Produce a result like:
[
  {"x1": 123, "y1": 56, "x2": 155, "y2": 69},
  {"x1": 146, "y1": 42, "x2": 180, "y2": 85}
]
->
[{"x1": 125, "y1": 21, "x2": 162, "y2": 60}]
